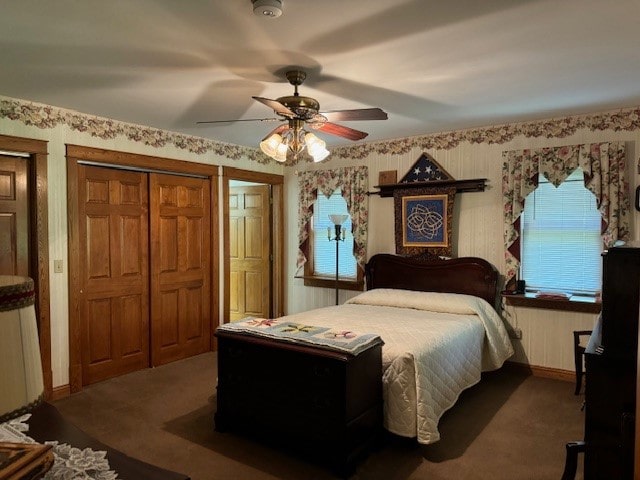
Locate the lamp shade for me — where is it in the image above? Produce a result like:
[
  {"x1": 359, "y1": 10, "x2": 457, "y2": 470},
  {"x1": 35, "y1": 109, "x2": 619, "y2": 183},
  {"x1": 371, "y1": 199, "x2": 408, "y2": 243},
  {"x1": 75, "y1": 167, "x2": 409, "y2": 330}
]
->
[
  {"x1": 328, "y1": 214, "x2": 349, "y2": 226},
  {"x1": 0, "y1": 276, "x2": 44, "y2": 422}
]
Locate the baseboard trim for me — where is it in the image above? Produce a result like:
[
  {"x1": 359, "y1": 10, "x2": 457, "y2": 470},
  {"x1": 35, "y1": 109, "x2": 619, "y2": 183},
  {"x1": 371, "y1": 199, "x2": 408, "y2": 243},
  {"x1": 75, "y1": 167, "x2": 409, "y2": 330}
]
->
[
  {"x1": 50, "y1": 384, "x2": 71, "y2": 401},
  {"x1": 504, "y1": 361, "x2": 575, "y2": 383}
]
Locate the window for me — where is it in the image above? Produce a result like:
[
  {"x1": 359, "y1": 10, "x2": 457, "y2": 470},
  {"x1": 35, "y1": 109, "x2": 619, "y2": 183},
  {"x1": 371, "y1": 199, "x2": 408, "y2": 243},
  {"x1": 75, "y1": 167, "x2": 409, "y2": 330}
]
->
[
  {"x1": 304, "y1": 189, "x2": 363, "y2": 290},
  {"x1": 520, "y1": 168, "x2": 602, "y2": 295},
  {"x1": 297, "y1": 166, "x2": 369, "y2": 291},
  {"x1": 312, "y1": 190, "x2": 357, "y2": 278}
]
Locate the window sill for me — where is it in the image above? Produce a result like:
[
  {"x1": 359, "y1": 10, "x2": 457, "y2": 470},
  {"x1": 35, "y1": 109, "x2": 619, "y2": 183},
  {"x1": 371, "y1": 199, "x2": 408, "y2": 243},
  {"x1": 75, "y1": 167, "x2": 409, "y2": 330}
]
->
[
  {"x1": 502, "y1": 293, "x2": 601, "y2": 314},
  {"x1": 295, "y1": 275, "x2": 364, "y2": 292}
]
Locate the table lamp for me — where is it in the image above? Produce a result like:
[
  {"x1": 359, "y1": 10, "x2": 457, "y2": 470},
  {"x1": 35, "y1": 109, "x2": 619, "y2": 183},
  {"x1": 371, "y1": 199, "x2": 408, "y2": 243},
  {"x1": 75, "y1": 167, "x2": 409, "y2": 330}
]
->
[{"x1": 0, "y1": 276, "x2": 44, "y2": 422}]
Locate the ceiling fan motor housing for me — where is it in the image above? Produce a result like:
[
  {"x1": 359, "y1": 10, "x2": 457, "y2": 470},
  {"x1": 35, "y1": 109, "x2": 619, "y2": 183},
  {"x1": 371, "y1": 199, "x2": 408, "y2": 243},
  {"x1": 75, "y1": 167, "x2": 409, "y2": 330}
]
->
[
  {"x1": 276, "y1": 70, "x2": 319, "y2": 118},
  {"x1": 276, "y1": 95, "x2": 319, "y2": 119}
]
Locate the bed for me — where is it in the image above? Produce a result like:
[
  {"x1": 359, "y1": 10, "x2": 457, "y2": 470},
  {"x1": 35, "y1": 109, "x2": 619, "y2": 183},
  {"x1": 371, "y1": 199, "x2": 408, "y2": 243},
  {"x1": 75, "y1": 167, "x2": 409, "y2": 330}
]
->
[{"x1": 214, "y1": 253, "x2": 514, "y2": 473}]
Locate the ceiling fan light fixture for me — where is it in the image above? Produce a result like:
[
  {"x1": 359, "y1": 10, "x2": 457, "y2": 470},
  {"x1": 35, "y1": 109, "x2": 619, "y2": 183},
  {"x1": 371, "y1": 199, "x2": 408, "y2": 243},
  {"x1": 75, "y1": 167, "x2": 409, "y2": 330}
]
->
[
  {"x1": 274, "y1": 143, "x2": 288, "y2": 162},
  {"x1": 252, "y1": 0, "x2": 282, "y2": 18},
  {"x1": 304, "y1": 133, "x2": 330, "y2": 162},
  {"x1": 304, "y1": 132, "x2": 323, "y2": 149},
  {"x1": 259, "y1": 127, "x2": 331, "y2": 163},
  {"x1": 311, "y1": 146, "x2": 330, "y2": 163},
  {"x1": 259, "y1": 133, "x2": 283, "y2": 157}
]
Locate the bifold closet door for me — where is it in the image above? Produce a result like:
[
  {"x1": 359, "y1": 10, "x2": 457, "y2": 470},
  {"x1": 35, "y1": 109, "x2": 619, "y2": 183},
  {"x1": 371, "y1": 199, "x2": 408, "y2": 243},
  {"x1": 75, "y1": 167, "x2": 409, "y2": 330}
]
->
[
  {"x1": 77, "y1": 165, "x2": 150, "y2": 385},
  {"x1": 149, "y1": 173, "x2": 211, "y2": 366}
]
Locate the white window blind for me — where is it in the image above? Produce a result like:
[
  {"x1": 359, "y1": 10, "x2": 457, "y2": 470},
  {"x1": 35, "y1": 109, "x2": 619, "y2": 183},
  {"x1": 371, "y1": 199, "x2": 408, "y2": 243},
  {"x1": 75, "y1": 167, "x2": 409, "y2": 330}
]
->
[
  {"x1": 521, "y1": 168, "x2": 602, "y2": 294},
  {"x1": 313, "y1": 189, "x2": 357, "y2": 279}
]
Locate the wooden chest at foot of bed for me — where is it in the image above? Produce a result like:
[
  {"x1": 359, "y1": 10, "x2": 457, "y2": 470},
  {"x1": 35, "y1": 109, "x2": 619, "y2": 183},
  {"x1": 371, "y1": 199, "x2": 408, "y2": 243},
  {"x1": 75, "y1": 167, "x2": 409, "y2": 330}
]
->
[{"x1": 214, "y1": 330, "x2": 383, "y2": 475}]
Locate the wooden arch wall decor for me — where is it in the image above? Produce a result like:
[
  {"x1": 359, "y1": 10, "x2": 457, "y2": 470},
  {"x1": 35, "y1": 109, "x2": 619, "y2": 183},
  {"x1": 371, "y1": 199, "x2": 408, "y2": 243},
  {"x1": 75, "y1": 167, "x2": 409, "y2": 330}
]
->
[{"x1": 370, "y1": 152, "x2": 487, "y2": 197}]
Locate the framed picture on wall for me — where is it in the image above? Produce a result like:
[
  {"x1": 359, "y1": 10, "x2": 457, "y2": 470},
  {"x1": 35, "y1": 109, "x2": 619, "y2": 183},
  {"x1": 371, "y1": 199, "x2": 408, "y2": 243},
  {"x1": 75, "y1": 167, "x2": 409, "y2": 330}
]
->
[{"x1": 394, "y1": 187, "x2": 455, "y2": 257}]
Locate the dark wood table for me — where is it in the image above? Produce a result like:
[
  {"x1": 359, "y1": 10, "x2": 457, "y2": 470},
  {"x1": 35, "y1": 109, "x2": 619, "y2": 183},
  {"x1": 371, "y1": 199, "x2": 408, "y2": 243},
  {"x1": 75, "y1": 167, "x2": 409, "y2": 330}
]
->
[{"x1": 28, "y1": 402, "x2": 190, "y2": 480}]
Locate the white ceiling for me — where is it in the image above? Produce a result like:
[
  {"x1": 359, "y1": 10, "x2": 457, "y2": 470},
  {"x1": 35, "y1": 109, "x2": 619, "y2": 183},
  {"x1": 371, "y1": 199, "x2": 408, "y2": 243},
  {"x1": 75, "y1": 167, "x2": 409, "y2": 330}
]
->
[{"x1": 1, "y1": 0, "x2": 639, "y2": 149}]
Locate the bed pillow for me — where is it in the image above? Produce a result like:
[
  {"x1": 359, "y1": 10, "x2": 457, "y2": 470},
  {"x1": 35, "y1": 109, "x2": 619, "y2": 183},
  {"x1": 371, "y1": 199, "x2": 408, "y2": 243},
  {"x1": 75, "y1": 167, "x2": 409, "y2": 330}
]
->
[{"x1": 345, "y1": 288, "x2": 483, "y2": 315}]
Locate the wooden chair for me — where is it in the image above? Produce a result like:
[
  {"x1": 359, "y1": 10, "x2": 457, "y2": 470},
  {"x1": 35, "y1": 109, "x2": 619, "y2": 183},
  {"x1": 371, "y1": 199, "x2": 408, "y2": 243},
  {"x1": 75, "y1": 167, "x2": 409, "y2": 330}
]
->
[
  {"x1": 573, "y1": 330, "x2": 592, "y2": 395},
  {"x1": 563, "y1": 332, "x2": 591, "y2": 478},
  {"x1": 561, "y1": 441, "x2": 585, "y2": 480}
]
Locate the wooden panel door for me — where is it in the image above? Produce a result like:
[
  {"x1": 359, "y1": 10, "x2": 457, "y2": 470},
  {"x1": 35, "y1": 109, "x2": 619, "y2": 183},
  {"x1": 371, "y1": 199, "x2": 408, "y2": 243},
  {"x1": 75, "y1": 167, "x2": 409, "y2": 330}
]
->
[
  {"x1": 0, "y1": 155, "x2": 29, "y2": 276},
  {"x1": 78, "y1": 165, "x2": 150, "y2": 385},
  {"x1": 229, "y1": 185, "x2": 271, "y2": 321},
  {"x1": 150, "y1": 173, "x2": 211, "y2": 366}
]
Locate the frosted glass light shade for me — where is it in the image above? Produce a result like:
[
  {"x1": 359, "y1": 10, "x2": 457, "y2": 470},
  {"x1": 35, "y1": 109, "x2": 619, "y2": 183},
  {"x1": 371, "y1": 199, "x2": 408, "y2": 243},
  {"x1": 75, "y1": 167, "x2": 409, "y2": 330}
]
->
[
  {"x1": 311, "y1": 146, "x2": 330, "y2": 162},
  {"x1": 328, "y1": 214, "x2": 349, "y2": 226},
  {"x1": 304, "y1": 132, "x2": 323, "y2": 149},
  {"x1": 275, "y1": 142, "x2": 288, "y2": 162},
  {"x1": 259, "y1": 133, "x2": 283, "y2": 157},
  {"x1": 0, "y1": 276, "x2": 44, "y2": 422},
  {"x1": 305, "y1": 132, "x2": 330, "y2": 162}
]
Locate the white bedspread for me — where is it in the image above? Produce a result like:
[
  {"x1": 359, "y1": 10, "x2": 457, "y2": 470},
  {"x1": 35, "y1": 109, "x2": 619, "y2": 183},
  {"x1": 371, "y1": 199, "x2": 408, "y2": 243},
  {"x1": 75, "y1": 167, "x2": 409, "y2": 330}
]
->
[{"x1": 281, "y1": 289, "x2": 514, "y2": 444}]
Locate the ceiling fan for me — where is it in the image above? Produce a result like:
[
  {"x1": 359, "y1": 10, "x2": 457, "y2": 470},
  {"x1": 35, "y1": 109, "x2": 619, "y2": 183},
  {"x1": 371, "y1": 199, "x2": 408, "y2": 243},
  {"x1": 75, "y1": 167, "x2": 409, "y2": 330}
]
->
[{"x1": 197, "y1": 69, "x2": 388, "y2": 162}]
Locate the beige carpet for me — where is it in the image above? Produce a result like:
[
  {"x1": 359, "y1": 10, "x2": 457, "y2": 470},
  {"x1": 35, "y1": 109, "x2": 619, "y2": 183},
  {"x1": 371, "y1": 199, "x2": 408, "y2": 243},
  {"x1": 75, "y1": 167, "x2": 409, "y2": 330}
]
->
[{"x1": 53, "y1": 352, "x2": 585, "y2": 479}]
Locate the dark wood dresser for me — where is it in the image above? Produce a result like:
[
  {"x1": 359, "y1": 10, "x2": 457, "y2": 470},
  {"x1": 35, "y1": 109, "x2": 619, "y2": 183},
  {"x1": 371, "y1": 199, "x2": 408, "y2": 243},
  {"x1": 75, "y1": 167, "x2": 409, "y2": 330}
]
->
[
  {"x1": 214, "y1": 330, "x2": 383, "y2": 475},
  {"x1": 584, "y1": 243, "x2": 640, "y2": 479}
]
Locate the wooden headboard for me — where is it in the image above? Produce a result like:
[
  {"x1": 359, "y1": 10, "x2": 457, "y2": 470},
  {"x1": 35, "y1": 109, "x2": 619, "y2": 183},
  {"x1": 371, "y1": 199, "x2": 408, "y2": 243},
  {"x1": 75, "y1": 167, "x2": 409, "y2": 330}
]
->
[{"x1": 365, "y1": 254, "x2": 499, "y2": 307}]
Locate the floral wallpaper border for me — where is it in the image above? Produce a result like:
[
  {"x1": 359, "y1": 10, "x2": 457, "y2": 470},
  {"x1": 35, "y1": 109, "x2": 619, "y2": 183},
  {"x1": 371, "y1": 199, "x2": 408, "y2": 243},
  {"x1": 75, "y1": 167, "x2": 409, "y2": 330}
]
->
[
  {"x1": 1, "y1": 95, "x2": 639, "y2": 164},
  {"x1": 331, "y1": 107, "x2": 640, "y2": 160},
  {"x1": 0, "y1": 96, "x2": 271, "y2": 164}
]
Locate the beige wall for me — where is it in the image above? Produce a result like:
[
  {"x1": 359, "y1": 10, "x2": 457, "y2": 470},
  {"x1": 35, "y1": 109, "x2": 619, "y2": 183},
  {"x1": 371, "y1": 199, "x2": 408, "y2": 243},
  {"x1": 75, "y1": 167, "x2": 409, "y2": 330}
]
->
[
  {"x1": 2, "y1": 95, "x2": 639, "y2": 386},
  {"x1": 284, "y1": 119, "x2": 640, "y2": 372}
]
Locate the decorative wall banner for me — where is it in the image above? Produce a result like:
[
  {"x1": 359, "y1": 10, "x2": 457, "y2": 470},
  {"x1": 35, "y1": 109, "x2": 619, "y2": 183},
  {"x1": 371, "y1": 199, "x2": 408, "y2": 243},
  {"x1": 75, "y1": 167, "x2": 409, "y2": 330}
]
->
[{"x1": 394, "y1": 187, "x2": 456, "y2": 258}]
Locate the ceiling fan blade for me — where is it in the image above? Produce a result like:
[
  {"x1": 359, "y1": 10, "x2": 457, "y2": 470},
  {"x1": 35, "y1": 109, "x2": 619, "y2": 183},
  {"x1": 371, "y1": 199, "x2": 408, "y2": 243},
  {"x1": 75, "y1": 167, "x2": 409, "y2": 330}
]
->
[
  {"x1": 320, "y1": 108, "x2": 388, "y2": 122},
  {"x1": 252, "y1": 96, "x2": 295, "y2": 117},
  {"x1": 196, "y1": 117, "x2": 279, "y2": 125},
  {"x1": 315, "y1": 122, "x2": 368, "y2": 141}
]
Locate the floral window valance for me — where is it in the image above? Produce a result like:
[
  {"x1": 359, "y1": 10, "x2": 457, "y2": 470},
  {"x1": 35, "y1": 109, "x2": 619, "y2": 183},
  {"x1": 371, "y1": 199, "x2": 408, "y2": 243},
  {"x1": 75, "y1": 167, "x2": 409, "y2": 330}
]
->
[
  {"x1": 502, "y1": 142, "x2": 630, "y2": 286},
  {"x1": 297, "y1": 166, "x2": 369, "y2": 271}
]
